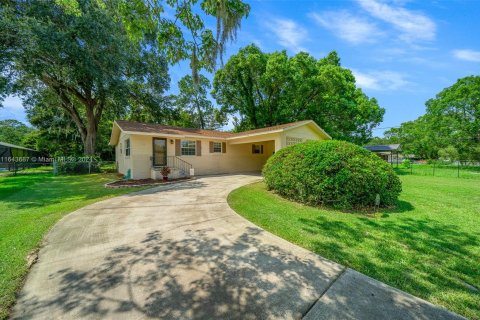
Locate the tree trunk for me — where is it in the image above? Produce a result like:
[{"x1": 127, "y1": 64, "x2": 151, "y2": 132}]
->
[
  {"x1": 84, "y1": 105, "x2": 98, "y2": 155},
  {"x1": 84, "y1": 125, "x2": 97, "y2": 155},
  {"x1": 194, "y1": 95, "x2": 205, "y2": 129}
]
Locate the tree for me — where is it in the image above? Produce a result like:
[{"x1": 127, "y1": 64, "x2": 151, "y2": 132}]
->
[
  {"x1": 382, "y1": 117, "x2": 438, "y2": 159},
  {"x1": 212, "y1": 45, "x2": 384, "y2": 143},
  {"x1": 366, "y1": 136, "x2": 400, "y2": 146},
  {"x1": 175, "y1": 75, "x2": 227, "y2": 130},
  {"x1": 1, "y1": 1, "x2": 171, "y2": 154},
  {"x1": 438, "y1": 146, "x2": 459, "y2": 162},
  {"x1": 1, "y1": 0, "x2": 250, "y2": 155},
  {"x1": 0, "y1": 119, "x2": 33, "y2": 146},
  {"x1": 425, "y1": 76, "x2": 480, "y2": 160},
  {"x1": 385, "y1": 76, "x2": 480, "y2": 160}
]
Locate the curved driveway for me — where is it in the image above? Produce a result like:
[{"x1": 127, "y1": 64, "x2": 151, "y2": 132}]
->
[{"x1": 13, "y1": 175, "x2": 463, "y2": 320}]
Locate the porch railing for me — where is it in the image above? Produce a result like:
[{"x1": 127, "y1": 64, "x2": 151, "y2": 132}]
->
[{"x1": 167, "y1": 156, "x2": 192, "y2": 175}]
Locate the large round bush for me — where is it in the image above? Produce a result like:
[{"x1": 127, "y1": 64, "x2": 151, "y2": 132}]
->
[{"x1": 263, "y1": 140, "x2": 401, "y2": 210}]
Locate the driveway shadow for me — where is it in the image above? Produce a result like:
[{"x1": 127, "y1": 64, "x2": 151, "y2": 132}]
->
[{"x1": 14, "y1": 227, "x2": 340, "y2": 319}]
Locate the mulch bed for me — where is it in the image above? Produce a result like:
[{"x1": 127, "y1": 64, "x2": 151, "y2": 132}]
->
[{"x1": 105, "y1": 177, "x2": 191, "y2": 188}]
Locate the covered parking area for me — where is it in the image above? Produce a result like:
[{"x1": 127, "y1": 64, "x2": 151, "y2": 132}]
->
[{"x1": 0, "y1": 141, "x2": 39, "y2": 173}]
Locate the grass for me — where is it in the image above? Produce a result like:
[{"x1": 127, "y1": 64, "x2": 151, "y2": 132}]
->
[
  {"x1": 228, "y1": 175, "x2": 480, "y2": 319},
  {"x1": 0, "y1": 167, "x2": 149, "y2": 320},
  {"x1": 395, "y1": 163, "x2": 480, "y2": 179}
]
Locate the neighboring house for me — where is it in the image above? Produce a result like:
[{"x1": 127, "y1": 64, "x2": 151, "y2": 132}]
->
[
  {"x1": 109, "y1": 120, "x2": 331, "y2": 179},
  {"x1": 0, "y1": 141, "x2": 39, "y2": 172},
  {"x1": 364, "y1": 144, "x2": 404, "y2": 165}
]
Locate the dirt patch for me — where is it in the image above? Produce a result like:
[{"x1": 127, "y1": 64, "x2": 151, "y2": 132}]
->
[
  {"x1": 105, "y1": 177, "x2": 191, "y2": 188},
  {"x1": 26, "y1": 249, "x2": 39, "y2": 269}
]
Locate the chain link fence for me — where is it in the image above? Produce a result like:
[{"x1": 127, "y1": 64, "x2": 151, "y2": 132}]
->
[
  {"x1": 395, "y1": 160, "x2": 480, "y2": 179},
  {"x1": 0, "y1": 158, "x2": 117, "y2": 176}
]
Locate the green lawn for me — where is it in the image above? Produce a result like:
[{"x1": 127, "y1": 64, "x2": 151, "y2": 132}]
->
[
  {"x1": 0, "y1": 168, "x2": 149, "y2": 320},
  {"x1": 396, "y1": 163, "x2": 480, "y2": 179},
  {"x1": 228, "y1": 175, "x2": 480, "y2": 319}
]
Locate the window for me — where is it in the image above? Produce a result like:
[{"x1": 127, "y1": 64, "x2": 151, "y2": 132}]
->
[
  {"x1": 213, "y1": 142, "x2": 222, "y2": 153},
  {"x1": 119, "y1": 143, "x2": 123, "y2": 154},
  {"x1": 252, "y1": 144, "x2": 263, "y2": 154},
  {"x1": 125, "y1": 139, "x2": 130, "y2": 156},
  {"x1": 181, "y1": 140, "x2": 196, "y2": 156}
]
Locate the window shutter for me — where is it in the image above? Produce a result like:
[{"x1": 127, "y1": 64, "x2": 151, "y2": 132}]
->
[
  {"x1": 196, "y1": 140, "x2": 201, "y2": 156},
  {"x1": 222, "y1": 142, "x2": 226, "y2": 153},
  {"x1": 261, "y1": 145, "x2": 264, "y2": 154},
  {"x1": 252, "y1": 144, "x2": 255, "y2": 154},
  {"x1": 209, "y1": 141, "x2": 214, "y2": 153},
  {"x1": 175, "y1": 139, "x2": 181, "y2": 156}
]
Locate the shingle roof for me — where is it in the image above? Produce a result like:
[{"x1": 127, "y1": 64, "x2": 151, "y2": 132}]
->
[
  {"x1": 115, "y1": 120, "x2": 236, "y2": 138},
  {"x1": 114, "y1": 120, "x2": 314, "y2": 139},
  {"x1": 364, "y1": 144, "x2": 401, "y2": 152}
]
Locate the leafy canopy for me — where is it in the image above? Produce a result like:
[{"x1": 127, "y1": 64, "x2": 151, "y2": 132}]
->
[
  {"x1": 377, "y1": 76, "x2": 480, "y2": 160},
  {"x1": 174, "y1": 75, "x2": 227, "y2": 130},
  {"x1": 0, "y1": 0, "x2": 250, "y2": 155},
  {"x1": 212, "y1": 44, "x2": 385, "y2": 144},
  {"x1": 0, "y1": 120, "x2": 34, "y2": 146}
]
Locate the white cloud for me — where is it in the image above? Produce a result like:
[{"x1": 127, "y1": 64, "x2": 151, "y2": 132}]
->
[
  {"x1": 0, "y1": 95, "x2": 28, "y2": 123},
  {"x1": 453, "y1": 49, "x2": 480, "y2": 62},
  {"x1": 357, "y1": 0, "x2": 436, "y2": 42},
  {"x1": 310, "y1": 11, "x2": 382, "y2": 44},
  {"x1": 265, "y1": 18, "x2": 308, "y2": 52},
  {"x1": 352, "y1": 70, "x2": 411, "y2": 91}
]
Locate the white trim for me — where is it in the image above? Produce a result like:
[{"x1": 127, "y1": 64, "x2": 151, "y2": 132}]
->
[
  {"x1": 226, "y1": 129, "x2": 284, "y2": 140},
  {"x1": 212, "y1": 141, "x2": 222, "y2": 153}
]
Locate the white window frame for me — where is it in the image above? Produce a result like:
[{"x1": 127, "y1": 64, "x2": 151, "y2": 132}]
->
[
  {"x1": 212, "y1": 142, "x2": 222, "y2": 153},
  {"x1": 181, "y1": 140, "x2": 196, "y2": 156},
  {"x1": 125, "y1": 139, "x2": 130, "y2": 157}
]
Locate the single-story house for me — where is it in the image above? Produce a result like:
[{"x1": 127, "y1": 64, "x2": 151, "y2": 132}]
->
[
  {"x1": 109, "y1": 120, "x2": 331, "y2": 179},
  {"x1": 364, "y1": 144, "x2": 403, "y2": 165}
]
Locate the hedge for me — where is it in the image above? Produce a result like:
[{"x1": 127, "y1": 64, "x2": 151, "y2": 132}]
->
[{"x1": 262, "y1": 140, "x2": 402, "y2": 210}]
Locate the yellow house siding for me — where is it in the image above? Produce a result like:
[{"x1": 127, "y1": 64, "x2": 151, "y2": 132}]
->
[
  {"x1": 177, "y1": 139, "x2": 274, "y2": 175},
  {"x1": 112, "y1": 121, "x2": 329, "y2": 179},
  {"x1": 283, "y1": 124, "x2": 330, "y2": 145}
]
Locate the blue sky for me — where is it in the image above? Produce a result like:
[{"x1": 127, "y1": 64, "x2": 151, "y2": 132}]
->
[{"x1": 1, "y1": 0, "x2": 479, "y2": 136}]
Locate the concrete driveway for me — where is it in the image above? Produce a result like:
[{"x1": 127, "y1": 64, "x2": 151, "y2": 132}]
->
[{"x1": 13, "y1": 175, "x2": 463, "y2": 320}]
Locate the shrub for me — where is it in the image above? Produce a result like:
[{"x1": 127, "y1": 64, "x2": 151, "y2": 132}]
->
[
  {"x1": 401, "y1": 159, "x2": 412, "y2": 168},
  {"x1": 55, "y1": 161, "x2": 101, "y2": 174},
  {"x1": 263, "y1": 140, "x2": 402, "y2": 210}
]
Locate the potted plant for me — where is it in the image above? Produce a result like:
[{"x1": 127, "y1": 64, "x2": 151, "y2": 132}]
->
[{"x1": 161, "y1": 166, "x2": 171, "y2": 181}]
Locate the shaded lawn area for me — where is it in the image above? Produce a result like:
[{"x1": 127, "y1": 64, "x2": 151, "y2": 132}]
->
[
  {"x1": 0, "y1": 168, "x2": 149, "y2": 320},
  {"x1": 228, "y1": 175, "x2": 480, "y2": 319}
]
